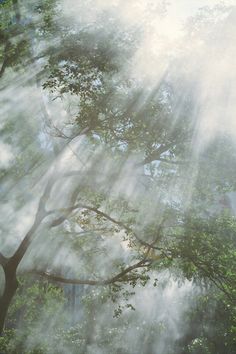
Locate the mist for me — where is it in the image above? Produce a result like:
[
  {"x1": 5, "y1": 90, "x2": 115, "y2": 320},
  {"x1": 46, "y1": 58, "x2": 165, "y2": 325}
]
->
[{"x1": 0, "y1": 1, "x2": 236, "y2": 353}]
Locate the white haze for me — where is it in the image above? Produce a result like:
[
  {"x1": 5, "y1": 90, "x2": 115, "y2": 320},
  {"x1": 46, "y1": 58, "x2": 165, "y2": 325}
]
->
[{"x1": 60, "y1": 0, "x2": 236, "y2": 148}]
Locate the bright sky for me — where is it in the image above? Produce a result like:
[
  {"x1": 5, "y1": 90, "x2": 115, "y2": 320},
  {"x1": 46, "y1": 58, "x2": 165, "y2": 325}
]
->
[
  {"x1": 163, "y1": 0, "x2": 234, "y2": 38},
  {"x1": 170, "y1": 0, "x2": 233, "y2": 17}
]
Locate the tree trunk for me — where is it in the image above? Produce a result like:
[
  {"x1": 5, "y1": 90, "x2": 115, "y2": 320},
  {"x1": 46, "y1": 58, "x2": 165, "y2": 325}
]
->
[{"x1": 0, "y1": 259, "x2": 19, "y2": 335}]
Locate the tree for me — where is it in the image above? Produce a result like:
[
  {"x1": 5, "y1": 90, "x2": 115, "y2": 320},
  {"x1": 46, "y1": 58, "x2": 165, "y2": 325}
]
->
[
  {"x1": 0, "y1": 0, "x2": 191, "y2": 335},
  {"x1": 0, "y1": 2, "x2": 235, "y2": 354}
]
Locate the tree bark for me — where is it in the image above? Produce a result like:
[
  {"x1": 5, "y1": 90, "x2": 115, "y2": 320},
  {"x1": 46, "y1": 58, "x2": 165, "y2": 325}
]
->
[{"x1": 0, "y1": 258, "x2": 19, "y2": 335}]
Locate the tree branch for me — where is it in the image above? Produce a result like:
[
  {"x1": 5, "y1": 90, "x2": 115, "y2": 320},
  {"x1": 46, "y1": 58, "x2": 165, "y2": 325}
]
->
[
  {"x1": 188, "y1": 255, "x2": 235, "y2": 303},
  {"x1": 48, "y1": 203, "x2": 164, "y2": 251},
  {"x1": 141, "y1": 143, "x2": 174, "y2": 165},
  {"x1": 12, "y1": 0, "x2": 21, "y2": 23},
  {"x1": 11, "y1": 175, "x2": 58, "y2": 266},
  {"x1": 0, "y1": 253, "x2": 7, "y2": 267},
  {"x1": 0, "y1": 41, "x2": 10, "y2": 79},
  {"x1": 5, "y1": 127, "x2": 92, "y2": 268},
  {"x1": 22, "y1": 258, "x2": 152, "y2": 286}
]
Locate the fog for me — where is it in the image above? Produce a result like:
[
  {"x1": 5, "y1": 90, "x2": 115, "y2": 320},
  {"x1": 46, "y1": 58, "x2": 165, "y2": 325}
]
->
[{"x1": 0, "y1": 0, "x2": 235, "y2": 353}]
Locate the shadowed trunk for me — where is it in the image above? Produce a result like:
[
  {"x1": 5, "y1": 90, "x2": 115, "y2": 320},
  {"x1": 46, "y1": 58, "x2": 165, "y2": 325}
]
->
[{"x1": 0, "y1": 258, "x2": 19, "y2": 335}]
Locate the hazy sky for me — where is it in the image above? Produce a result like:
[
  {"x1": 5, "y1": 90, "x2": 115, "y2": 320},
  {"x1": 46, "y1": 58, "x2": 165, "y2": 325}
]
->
[
  {"x1": 161, "y1": 0, "x2": 234, "y2": 38},
  {"x1": 170, "y1": 0, "x2": 233, "y2": 17}
]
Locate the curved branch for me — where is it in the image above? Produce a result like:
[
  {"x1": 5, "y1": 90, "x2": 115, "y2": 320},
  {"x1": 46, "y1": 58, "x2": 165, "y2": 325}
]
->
[
  {"x1": 76, "y1": 204, "x2": 163, "y2": 251},
  {"x1": 48, "y1": 202, "x2": 164, "y2": 251},
  {"x1": 7, "y1": 127, "x2": 92, "y2": 267},
  {"x1": 22, "y1": 259, "x2": 152, "y2": 286},
  {"x1": 12, "y1": 175, "x2": 58, "y2": 265}
]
